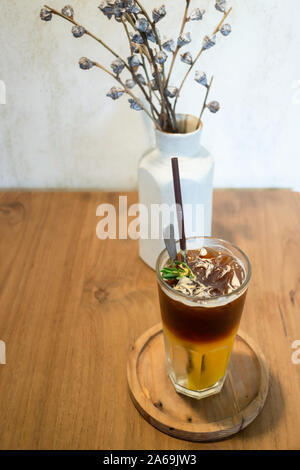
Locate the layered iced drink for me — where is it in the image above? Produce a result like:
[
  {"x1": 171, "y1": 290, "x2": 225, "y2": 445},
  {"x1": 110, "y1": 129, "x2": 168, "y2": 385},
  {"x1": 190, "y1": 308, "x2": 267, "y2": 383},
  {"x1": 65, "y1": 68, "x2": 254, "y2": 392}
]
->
[{"x1": 156, "y1": 237, "x2": 251, "y2": 399}]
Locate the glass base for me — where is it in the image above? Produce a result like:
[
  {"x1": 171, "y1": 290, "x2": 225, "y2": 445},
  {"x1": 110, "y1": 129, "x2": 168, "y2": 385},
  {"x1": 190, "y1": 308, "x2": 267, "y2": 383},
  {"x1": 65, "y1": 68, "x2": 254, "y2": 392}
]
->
[
  {"x1": 163, "y1": 329, "x2": 232, "y2": 400},
  {"x1": 168, "y1": 371, "x2": 227, "y2": 400}
]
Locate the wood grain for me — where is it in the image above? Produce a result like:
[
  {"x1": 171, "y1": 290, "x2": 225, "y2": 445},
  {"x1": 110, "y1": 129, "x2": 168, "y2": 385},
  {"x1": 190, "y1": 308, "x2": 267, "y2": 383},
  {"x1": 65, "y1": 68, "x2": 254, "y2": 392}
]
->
[
  {"x1": 0, "y1": 190, "x2": 299, "y2": 449},
  {"x1": 127, "y1": 324, "x2": 269, "y2": 442}
]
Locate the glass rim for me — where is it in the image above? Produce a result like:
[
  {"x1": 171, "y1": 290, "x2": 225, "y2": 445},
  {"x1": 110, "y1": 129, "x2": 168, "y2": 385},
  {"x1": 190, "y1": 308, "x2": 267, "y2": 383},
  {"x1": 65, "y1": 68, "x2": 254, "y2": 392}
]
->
[{"x1": 155, "y1": 236, "x2": 252, "y2": 304}]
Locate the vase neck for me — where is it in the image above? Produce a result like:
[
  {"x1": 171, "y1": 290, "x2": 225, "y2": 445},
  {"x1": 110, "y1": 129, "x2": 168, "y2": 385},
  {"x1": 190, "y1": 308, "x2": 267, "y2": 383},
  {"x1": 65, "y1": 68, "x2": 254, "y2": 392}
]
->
[{"x1": 155, "y1": 126, "x2": 202, "y2": 157}]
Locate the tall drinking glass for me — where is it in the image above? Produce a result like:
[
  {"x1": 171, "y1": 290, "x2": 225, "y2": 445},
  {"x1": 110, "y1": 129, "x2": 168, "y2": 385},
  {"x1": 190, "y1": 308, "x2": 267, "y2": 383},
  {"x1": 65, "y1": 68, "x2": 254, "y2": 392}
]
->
[{"x1": 156, "y1": 236, "x2": 251, "y2": 399}]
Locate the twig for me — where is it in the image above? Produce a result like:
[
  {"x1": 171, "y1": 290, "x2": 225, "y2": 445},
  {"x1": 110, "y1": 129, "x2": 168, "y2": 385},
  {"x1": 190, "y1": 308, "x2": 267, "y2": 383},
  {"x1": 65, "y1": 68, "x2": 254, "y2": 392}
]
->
[
  {"x1": 124, "y1": 11, "x2": 136, "y2": 29},
  {"x1": 125, "y1": 13, "x2": 160, "y2": 105},
  {"x1": 142, "y1": 32, "x2": 171, "y2": 130},
  {"x1": 166, "y1": 0, "x2": 190, "y2": 88},
  {"x1": 44, "y1": 3, "x2": 233, "y2": 133},
  {"x1": 133, "y1": 2, "x2": 166, "y2": 79},
  {"x1": 213, "y1": 7, "x2": 233, "y2": 35},
  {"x1": 45, "y1": 5, "x2": 158, "y2": 124},
  {"x1": 121, "y1": 17, "x2": 159, "y2": 120},
  {"x1": 123, "y1": 7, "x2": 169, "y2": 129},
  {"x1": 146, "y1": 41, "x2": 168, "y2": 128},
  {"x1": 140, "y1": 54, "x2": 157, "y2": 119},
  {"x1": 134, "y1": 1, "x2": 164, "y2": 59},
  {"x1": 173, "y1": 7, "x2": 232, "y2": 112},
  {"x1": 45, "y1": 5, "x2": 124, "y2": 62},
  {"x1": 134, "y1": 0, "x2": 178, "y2": 130},
  {"x1": 122, "y1": 15, "x2": 134, "y2": 53},
  {"x1": 94, "y1": 61, "x2": 161, "y2": 129},
  {"x1": 197, "y1": 76, "x2": 213, "y2": 128},
  {"x1": 140, "y1": 45, "x2": 161, "y2": 104}
]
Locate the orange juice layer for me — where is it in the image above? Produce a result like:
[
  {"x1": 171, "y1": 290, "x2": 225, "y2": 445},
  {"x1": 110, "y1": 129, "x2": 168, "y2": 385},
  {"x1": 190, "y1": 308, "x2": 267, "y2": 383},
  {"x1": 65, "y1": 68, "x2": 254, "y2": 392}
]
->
[{"x1": 164, "y1": 325, "x2": 237, "y2": 390}]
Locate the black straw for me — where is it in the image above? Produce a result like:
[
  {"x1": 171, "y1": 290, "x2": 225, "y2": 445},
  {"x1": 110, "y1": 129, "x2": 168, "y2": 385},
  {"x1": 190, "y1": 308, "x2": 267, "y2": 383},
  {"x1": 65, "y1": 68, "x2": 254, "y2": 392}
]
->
[{"x1": 171, "y1": 157, "x2": 186, "y2": 254}]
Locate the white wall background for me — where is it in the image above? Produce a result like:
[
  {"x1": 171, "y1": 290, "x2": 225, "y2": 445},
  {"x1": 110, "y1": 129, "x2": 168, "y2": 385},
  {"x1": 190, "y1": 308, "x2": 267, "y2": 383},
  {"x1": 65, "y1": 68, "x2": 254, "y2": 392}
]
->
[{"x1": 1, "y1": 0, "x2": 300, "y2": 190}]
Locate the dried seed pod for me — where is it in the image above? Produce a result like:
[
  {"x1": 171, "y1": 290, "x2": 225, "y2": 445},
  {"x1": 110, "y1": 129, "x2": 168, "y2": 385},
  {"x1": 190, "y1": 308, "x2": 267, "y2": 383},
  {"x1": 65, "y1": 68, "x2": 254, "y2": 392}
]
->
[
  {"x1": 128, "y1": 98, "x2": 142, "y2": 110},
  {"x1": 177, "y1": 32, "x2": 191, "y2": 48},
  {"x1": 146, "y1": 29, "x2": 159, "y2": 44},
  {"x1": 111, "y1": 58, "x2": 125, "y2": 75},
  {"x1": 130, "y1": 31, "x2": 143, "y2": 44},
  {"x1": 72, "y1": 25, "x2": 86, "y2": 38},
  {"x1": 150, "y1": 79, "x2": 158, "y2": 91},
  {"x1": 165, "y1": 86, "x2": 178, "y2": 98},
  {"x1": 125, "y1": 0, "x2": 141, "y2": 14},
  {"x1": 220, "y1": 24, "x2": 232, "y2": 36},
  {"x1": 40, "y1": 8, "x2": 52, "y2": 21},
  {"x1": 107, "y1": 86, "x2": 124, "y2": 100},
  {"x1": 180, "y1": 52, "x2": 193, "y2": 65},
  {"x1": 154, "y1": 50, "x2": 168, "y2": 64},
  {"x1": 152, "y1": 5, "x2": 166, "y2": 23},
  {"x1": 189, "y1": 8, "x2": 205, "y2": 21},
  {"x1": 134, "y1": 74, "x2": 147, "y2": 86},
  {"x1": 125, "y1": 78, "x2": 136, "y2": 89},
  {"x1": 62, "y1": 5, "x2": 74, "y2": 18},
  {"x1": 98, "y1": 1, "x2": 114, "y2": 19},
  {"x1": 195, "y1": 71, "x2": 208, "y2": 86},
  {"x1": 162, "y1": 38, "x2": 176, "y2": 53},
  {"x1": 136, "y1": 18, "x2": 150, "y2": 33},
  {"x1": 113, "y1": 7, "x2": 125, "y2": 22},
  {"x1": 131, "y1": 43, "x2": 140, "y2": 53},
  {"x1": 207, "y1": 101, "x2": 220, "y2": 113},
  {"x1": 99, "y1": 1, "x2": 126, "y2": 21},
  {"x1": 215, "y1": 0, "x2": 227, "y2": 13},
  {"x1": 203, "y1": 35, "x2": 216, "y2": 50},
  {"x1": 79, "y1": 57, "x2": 95, "y2": 70},
  {"x1": 128, "y1": 55, "x2": 142, "y2": 68}
]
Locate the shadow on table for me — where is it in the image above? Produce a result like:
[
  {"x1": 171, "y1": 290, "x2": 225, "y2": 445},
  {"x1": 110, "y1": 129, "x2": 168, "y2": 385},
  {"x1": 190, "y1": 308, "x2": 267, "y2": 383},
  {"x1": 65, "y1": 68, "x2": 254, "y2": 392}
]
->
[{"x1": 237, "y1": 365, "x2": 284, "y2": 440}]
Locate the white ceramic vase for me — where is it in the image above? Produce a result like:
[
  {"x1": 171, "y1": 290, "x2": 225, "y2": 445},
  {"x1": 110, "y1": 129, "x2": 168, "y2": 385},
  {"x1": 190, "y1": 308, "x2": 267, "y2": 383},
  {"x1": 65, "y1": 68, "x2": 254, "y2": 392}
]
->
[{"x1": 138, "y1": 114, "x2": 214, "y2": 270}]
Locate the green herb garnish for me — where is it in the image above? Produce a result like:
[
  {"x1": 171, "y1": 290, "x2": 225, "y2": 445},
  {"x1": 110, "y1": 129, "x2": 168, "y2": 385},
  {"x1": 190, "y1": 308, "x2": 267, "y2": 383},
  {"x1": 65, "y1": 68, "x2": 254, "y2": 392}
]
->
[{"x1": 160, "y1": 260, "x2": 195, "y2": 281}]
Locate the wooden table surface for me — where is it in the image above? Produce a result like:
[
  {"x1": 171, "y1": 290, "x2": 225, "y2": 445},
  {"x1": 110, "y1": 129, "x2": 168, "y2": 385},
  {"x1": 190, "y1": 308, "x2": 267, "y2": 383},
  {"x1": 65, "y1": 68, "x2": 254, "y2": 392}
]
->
[{"x1": 0, "y1": 189, "x2": 299, "y2": 450}]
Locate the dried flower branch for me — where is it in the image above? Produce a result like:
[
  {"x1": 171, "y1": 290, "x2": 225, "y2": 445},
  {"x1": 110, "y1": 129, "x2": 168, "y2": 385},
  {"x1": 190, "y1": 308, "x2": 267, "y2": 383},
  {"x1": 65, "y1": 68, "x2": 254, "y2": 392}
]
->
[
  {"x1": 40, "y1": 2, "x2": 234, "y2": 133},
  {"x1": 120, "y1": 4, "x2": 174, "y2": 129},
  {"x1": 124, "y1": 14, "x2": 161, "y2": 109},
  {"x1": 44, "y1": 4, "x2": 160, "y2": 124},
  {"x1": 93, "y1": 60, "x2": 161, "y2": 128},
  {"x1": 133, "y1": 0, "x2": 170, "y2": 124},
  {"x1": 197, "y1": 76, "x2": 214, "y2": 127},
  {"x1": 166, "y1": 0, "x2": 191, "y2": 88},
  {"x1": 173, "y1": 7, "x2": 232, "y2": 114},
  {"x1": 121, "y1": 17, "x2": 159, "y2": 121},
  {"x1": 142, "y1": 29, "x2": 177, "y2": 131},
  {"x1": 125, "y1": 9, "x2": 176, "y2": 131},
  {"x1": 134, "y1": 0, "x2": 164, "y2": 54},
  {"x1": 44, "y1": 5, "x2": 124, "y2": 63}
]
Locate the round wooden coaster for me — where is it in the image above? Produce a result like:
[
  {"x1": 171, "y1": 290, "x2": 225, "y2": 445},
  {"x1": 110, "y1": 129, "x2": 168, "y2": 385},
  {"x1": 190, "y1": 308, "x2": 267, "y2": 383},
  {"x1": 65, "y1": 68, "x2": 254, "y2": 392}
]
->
[{"x1": 127, "y1": 323, "x2": 269, "y2": 442}]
